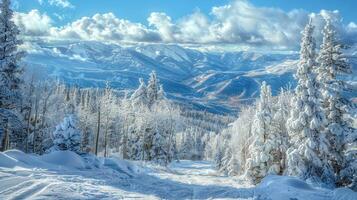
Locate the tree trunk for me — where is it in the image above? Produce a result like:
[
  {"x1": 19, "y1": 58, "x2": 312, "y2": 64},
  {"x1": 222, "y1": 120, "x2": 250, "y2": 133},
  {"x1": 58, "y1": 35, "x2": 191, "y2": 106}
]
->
[
  {"x1": 32, "y1": 96, "x2": 39, "y2": 153},
  {"x1": 25, "y1": 107, "x2": 32, "y2": 153},
  {"x1": 94, "y1": 107, "x2": 101, "y2": 156},
  {"x1": 104, "y1": 117, "x2": 109, "y2": 157},
  {"x1": 1, "y1": 122, "x2": 10, "y2": 151}
]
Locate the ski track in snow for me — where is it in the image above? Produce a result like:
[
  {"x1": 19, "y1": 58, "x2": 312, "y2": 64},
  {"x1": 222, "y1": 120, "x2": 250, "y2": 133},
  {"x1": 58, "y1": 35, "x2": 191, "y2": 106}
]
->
[{"x1": 0, "y1": 158, "x2": 354, "y2": 200}]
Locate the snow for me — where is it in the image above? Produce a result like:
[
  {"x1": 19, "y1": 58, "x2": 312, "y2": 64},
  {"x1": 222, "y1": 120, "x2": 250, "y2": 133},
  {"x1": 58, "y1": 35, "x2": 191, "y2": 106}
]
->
[
  {"x1": 41, "y1": 151, "x2": 86, "y2": 169},
  {"x1": 0, "y1": 150, "x2": 356, "y2": 199}
]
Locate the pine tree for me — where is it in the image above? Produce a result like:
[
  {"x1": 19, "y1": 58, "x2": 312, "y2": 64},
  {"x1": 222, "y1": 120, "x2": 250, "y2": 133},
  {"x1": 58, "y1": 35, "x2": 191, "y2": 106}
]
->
[
  {"x1": 146, "y1": 71, "x2": 159, "y2": 108},
  {"x1": 130, "y1": 78, "x2": 148, "y2": 107},
  {"x1": 286, "y1": 19, "x2": 334, "y2": 184},
  {"x1": 245, "y1": 81, "x2": 276, "y2": 183},
  {"x1": 0, "y1": 0, "x2": 24, "y2": 150},
  {"x1": 316, "y1": 18, "x2": 356, "y2": 187},
  {"x1": 220, "y1": 146, "x2": 233, "y2": 175},
  {"x1": 271, "y1": 89, "x2": 291, "y2": 174},
  {"x1": 51, "y1": 114, "x2": 82, "y2": 153},
  {"x1": 150, "y1": 127, "x2": 168, "y2": 165}
]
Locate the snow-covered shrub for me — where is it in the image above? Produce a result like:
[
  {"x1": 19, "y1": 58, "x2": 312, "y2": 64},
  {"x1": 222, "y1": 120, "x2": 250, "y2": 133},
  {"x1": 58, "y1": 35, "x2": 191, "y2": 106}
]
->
[{"x1": 51, "y1": 115, "x2": 82, "y2": 153}]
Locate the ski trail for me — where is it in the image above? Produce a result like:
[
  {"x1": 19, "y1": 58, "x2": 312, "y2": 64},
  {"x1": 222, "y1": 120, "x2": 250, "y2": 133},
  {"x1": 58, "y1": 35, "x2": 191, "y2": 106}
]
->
[
  {"x1": 8, "y1": 181, "x2": 50, "y2": 200},
  {"x1": 0, "y1": 180, "x2": 36, "y2": 196}
]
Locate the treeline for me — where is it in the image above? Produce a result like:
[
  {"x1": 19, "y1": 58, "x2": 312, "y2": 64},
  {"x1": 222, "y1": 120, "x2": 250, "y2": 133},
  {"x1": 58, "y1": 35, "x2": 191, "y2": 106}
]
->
[
  {"x1": 2, "y1": 70, "x2": 232, "y2": 165},
  {"x1": 211, "y1": 19, "x2": 356, "y2": 190}
]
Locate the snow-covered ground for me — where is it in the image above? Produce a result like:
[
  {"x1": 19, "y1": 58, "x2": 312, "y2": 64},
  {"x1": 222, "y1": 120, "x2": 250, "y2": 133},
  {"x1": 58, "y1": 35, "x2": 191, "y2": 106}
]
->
[{"x1": 0, "y1": 150, "x2": 355, "y2": 200}]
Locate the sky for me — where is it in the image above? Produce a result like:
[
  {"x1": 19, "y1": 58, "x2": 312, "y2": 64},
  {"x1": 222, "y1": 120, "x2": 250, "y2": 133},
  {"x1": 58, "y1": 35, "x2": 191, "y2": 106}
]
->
[{"x1": 12, "y1": 0, "x2": 357, "y2": 51}]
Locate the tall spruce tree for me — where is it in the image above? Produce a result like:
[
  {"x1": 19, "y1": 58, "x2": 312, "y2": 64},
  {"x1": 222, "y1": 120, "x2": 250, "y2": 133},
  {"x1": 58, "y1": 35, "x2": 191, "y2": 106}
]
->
[
  {"x1": 316, "y1": 18, "x2": 356, "y2": 187},
  {"x1": 0, "y1": 0, "x2": 24, "y2": 150},
  {"x1": 245, "y1": 81, "x2": 276, "y2": 183},
  {"x1": 286, "y1": 19, "x2": 334, "y2": 184},
  {"x1": 147, "y1": 71, "x2": 159, "y2": 108}
]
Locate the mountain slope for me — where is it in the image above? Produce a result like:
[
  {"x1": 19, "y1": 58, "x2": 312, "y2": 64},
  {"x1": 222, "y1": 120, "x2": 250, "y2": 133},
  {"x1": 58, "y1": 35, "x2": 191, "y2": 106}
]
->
[{"x1": 22, "y1": 41, "x2": 356, "y2": 113}]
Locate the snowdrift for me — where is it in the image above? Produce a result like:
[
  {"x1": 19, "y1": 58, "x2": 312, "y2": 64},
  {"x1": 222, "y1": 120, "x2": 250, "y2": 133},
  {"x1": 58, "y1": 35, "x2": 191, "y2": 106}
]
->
[
  {"x1": 0, "y1": 150, "x2": 143, "y2": 176},
  {"x1": 256, "y1": 175, "x2": 357, "y2": 200},
  {"x1": 0, "y1": 150, "x2": 86, "y2": 170}
]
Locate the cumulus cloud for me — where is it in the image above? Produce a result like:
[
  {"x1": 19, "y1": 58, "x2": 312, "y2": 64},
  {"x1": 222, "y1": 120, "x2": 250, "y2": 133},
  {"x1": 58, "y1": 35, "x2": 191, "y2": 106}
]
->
[
  {"x1": 49, "y1": 13, "x2": 160, "y2": 42},
  {"x1": 15, "y1": 0, "x2": 357, "y2": 50},
  {"x1": 14, "y1": 9, "x2": 52, "y2": 36}
]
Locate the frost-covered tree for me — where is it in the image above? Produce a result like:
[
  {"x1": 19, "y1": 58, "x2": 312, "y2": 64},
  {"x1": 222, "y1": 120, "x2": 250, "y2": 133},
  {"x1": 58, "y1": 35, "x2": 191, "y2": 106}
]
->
[
  {"x1": 316, "y1": 18, "x2": 356, "y2": 187},
  {"x1": 147, "y1": 71, "x2": 160, "y2": 107},
  {"x1": 51, "y1": 114, "x2": 82, "y2": 153},
  {"x1": 286, "y1": 19, "x2": 334, "y2": 184},
  {"x1": 100, "y1": 83, "x2": 118, "y2": 157},
  {"x1": 126, "y1": 74, "x2": 179, "y2": 165},
  {"x1": 0, "y1": 0, "x2": 24, "y2": 150},
  {"x1": 130, "y1": 78, "x2": 148, "y2": 107},
  {"x1": 150, "y1": 126, "x2": 168, "y2": 165},
  {"x1": 270, "y1": 89, "x2": 292, "y2": 174},
  {"x1": 245, "y1": 81, "x2": 277, "y2": 183}
]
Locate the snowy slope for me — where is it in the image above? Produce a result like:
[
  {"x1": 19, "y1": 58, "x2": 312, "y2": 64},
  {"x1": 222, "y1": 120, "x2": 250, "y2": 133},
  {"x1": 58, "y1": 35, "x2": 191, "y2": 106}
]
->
[
  {"x1": 22, "y1": 40, "x2": 357, "y2": 113},
  {"x1": 1, "y1": 150, "x2": 356, "y2": 200}
]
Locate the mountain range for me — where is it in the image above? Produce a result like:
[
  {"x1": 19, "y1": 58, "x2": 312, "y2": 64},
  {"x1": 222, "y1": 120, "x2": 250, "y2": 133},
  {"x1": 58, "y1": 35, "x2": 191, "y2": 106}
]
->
[{"x1": 23, "y1": 40, "x2": 357, "y2": 114}]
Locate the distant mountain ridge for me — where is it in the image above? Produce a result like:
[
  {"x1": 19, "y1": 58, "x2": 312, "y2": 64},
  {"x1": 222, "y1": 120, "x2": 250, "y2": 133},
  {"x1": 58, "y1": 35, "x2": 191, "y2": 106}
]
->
[{"x1": 23, "y1": 41, "x2": 356, "y2": 114}]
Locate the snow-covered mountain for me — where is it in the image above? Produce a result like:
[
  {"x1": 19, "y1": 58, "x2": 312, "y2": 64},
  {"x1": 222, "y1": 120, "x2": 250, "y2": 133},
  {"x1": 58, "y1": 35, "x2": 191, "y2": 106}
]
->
[{"x1": 23, "y1": 41, "x2": 357, "y2": 113}]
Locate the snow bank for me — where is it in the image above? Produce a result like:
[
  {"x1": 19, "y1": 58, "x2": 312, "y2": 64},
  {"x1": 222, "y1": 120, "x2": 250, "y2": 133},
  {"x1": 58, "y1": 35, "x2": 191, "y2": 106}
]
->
[
  {"x1": 0, "y1": 150, "x2": 85, "y2": 170},
  {"x1": 0, "y1": 150, "x2": 143, "y2": 176},
  {"x1": 0, "y1": 150, "x2": 24, "y2": 168},
  {"x1": 103, "y1": 157, "x2": 145, "y2": 176},
  {"x1": 257, "y1": 175, "x2": 332, "y2": 200},
  {"x1": 0, "y1": 150, "x2": 50, "y2": 169},
  {"x1": 40, "y1": 150, "x2": 86, "y2": 169}
]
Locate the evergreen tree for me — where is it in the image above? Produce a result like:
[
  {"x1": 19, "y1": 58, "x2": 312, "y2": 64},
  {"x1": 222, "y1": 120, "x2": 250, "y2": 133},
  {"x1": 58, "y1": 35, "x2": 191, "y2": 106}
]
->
[
  {"x1": 147, "y1": 71, "x2": 159, "y2": 108},
  {"x1": 130, "y1": 78, "x2": 148, "y2": 107},
  {"x1": 0, "y1": 0, "x2": 24, "y2": 149},
  {"x1": 150, "y1": 127, "x2": 168, "y2": 165},
  {"x1": 271, "y1": 89, "x2": 291, "y2": 174},
  {"x1": 51, "y1": 114, "x2": 82, "y2": 153},
  {"x1": 245, "y1": 81, "x2": 276, "y2": 183},
  {"x1": 316, "y1": 18, "x2": 356, "y2": 187},
  {"x1": 286, "y1": 19, "x2": 334, "y2": 184}
]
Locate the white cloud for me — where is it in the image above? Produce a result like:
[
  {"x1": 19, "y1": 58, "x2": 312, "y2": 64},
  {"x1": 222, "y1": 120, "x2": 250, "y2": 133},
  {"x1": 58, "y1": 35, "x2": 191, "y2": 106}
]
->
[
  {"x1": 49, "y1": 13, "x2": 160, "y2": 42},
  {"x1": 38, "y1": 0, "x2": 74, "y2": 9},
  {"x1": 49, "y1": 0, "x2": 74, "y2": 8},
  {"x1": 148, "y1": 12, "x2": 175, "y2": 42},
  {"x1": 15, "y1": 0, "x2": 357, "y2": 50},
  {"x1": 14, "y1": 9, "x2": 52, "y2": 36}
]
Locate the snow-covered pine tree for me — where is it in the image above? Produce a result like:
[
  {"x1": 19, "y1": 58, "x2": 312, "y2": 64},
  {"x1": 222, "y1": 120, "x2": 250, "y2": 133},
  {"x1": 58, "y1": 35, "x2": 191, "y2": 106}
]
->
[
  {"x1": 51, "y1": 114, "x2": 82, "y2": 154},
  {"x1": 227, "y1": 154, "x2": 240, "y2": 176},
  {"x1": 286, "y1": 19, "x2": 334, "y2": 185},
  {"x1": 146, "y1": 71, "x2": 159, "y2": 108},
  {"x1": 150, "y1": 127, "x2": 169, "y2": 165},
  {"x1": 100, "y1": 82, "x2": 118, "y2": 157},
  {"x1": 130, "y1": 78, "x2": 148, "y2": 107},
  {"x1": 245, "y1": 81, "x2": 276, "y2": 183},
  {"x1": 220, "y1": 145, "x2": 233, "y2": 175},
  {"x1": 271, "y1": 89, "x2": 291, "y2": 174},
  {"x1": 215, "y1": 144, "x2": 224, "y2": 170},
  {"x1": 0, "y1": 0, "x2": 24, "y2": 150},
  {"x1": 316, "y1": 18, "x2": 356, "y2": 187}
]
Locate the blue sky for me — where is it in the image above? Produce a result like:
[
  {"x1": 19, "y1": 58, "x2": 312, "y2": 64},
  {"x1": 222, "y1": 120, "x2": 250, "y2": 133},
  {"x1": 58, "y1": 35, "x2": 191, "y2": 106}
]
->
[
  {"x1": 13, "y1": 0, "x2": 357, "y2": 50},
  {"x1": 15, "y1": 0, "x2": 357, "y2": 26}
]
